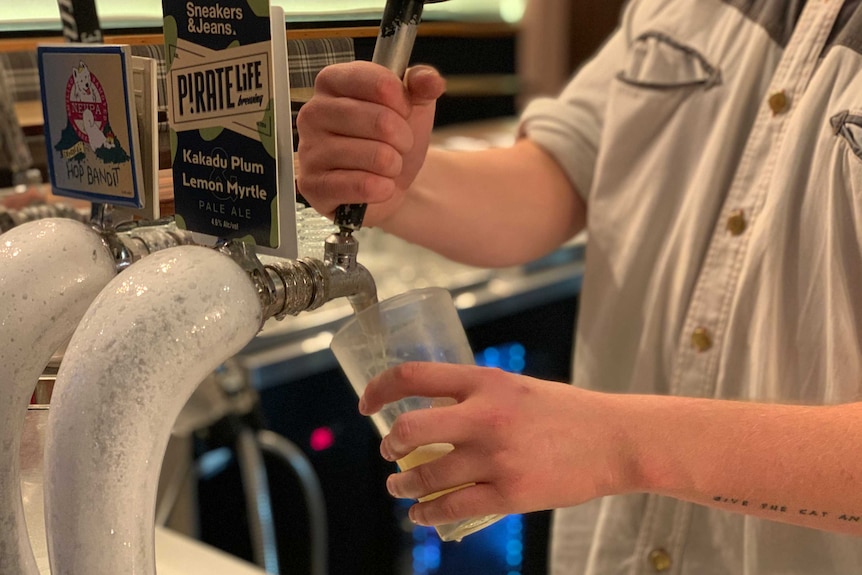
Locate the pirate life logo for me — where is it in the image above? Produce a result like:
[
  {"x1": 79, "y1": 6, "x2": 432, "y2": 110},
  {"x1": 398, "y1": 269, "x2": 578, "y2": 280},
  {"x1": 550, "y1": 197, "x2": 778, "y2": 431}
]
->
[{"x1": 54, "y1": 60, "x2": 130, "y2": 171}]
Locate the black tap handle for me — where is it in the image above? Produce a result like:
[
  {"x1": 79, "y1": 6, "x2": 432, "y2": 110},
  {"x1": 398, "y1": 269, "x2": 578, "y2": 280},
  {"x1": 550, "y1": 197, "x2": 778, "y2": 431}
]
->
[
  {"x1": 334, "y1": 203, "x2": 368, "y2": 232},
  {"x1": 334, "y1": 0, "x2": 431, "y2": 233}
]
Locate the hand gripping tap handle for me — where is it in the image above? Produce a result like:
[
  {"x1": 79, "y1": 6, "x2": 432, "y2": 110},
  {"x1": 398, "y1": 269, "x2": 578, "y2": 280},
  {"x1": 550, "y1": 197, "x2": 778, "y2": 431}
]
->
[{"x1": 333, "y1": 0, "x2": 448, "y2": 233}]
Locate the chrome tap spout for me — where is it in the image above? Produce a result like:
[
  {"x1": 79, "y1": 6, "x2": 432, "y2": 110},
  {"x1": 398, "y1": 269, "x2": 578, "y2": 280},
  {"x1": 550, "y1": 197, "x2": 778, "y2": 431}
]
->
[{"x1": 261, "y1": 232, "x2": 378, "y2": 319}]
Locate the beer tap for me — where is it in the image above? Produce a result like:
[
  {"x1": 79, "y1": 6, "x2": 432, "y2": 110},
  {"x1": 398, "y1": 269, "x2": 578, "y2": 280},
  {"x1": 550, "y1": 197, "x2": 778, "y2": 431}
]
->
[{"x1": 325, "y1": 0, "x2": 449, "y2": 274}]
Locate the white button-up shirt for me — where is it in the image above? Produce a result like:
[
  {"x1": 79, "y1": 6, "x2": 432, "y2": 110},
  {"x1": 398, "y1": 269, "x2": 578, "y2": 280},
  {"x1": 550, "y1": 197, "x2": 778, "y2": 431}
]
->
[{"x1": 520, "y1": 0, "x2": 862, "y2": 572}]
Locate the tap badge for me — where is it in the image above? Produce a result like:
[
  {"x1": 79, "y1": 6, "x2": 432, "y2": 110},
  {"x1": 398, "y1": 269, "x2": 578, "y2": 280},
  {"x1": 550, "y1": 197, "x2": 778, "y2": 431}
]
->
[
  {"x1": 37, "y1": 44, "x2": 144, "y2": 208},
  {"x1": 55, "y1": 60, "x2": 129, "y2": 164}
]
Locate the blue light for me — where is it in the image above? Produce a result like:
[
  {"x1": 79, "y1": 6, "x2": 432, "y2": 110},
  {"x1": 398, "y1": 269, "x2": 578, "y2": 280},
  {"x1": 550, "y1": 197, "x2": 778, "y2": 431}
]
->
[
  {"x1": 506, "y1": 515, "x2": 523, "y2": 535},
  {"x1": 482, "y1": 346, "x2": 501, "y2": 368},
  {"x1": 475, "y1": 342, "x2": 527, "y2": 374},
  {"x1": 504, "y1": 516, "x2": 524, "y2": 569},
  {"x1": 508, "y1": 356, "x2": 526, "y2": 373},
  {"x1": 411, "y1": 525, "x2": 441, "y2": 575},
  {"x1": 412, "y1": 543, "x2": 441, "y2": 571}
]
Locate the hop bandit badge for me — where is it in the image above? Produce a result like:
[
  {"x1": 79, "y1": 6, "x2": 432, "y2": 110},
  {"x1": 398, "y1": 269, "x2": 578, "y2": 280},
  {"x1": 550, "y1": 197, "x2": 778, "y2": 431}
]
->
[{"x1": 38, "y1": 44, "x2": 144, "y2": 208}]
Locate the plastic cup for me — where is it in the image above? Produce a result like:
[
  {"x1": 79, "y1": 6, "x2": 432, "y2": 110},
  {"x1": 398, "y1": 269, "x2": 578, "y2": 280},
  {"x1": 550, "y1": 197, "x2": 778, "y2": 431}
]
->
[{"x1": 331, "y1": 287, "x2": 504, "y2": 542}]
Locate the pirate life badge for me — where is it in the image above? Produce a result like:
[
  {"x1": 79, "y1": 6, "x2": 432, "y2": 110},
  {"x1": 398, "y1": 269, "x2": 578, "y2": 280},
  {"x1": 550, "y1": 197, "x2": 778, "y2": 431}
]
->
[{"x1": 38, "y1": 45, "x2": 143, "y2": 208}]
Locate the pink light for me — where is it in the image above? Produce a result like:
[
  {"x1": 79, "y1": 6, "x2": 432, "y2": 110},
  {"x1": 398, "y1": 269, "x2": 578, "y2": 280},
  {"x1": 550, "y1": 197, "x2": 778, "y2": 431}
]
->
[{"x1": 309, "y1": 426, "x2": 335, "y2": 451}]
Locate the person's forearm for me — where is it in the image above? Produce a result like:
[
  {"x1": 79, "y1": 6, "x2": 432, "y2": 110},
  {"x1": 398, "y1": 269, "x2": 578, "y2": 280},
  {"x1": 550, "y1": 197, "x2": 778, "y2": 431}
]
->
[
  {"x1": 618, "y1": 393, "x2": 862, "y2": 535},
  {"x1": 379, "y1": 139, "x2": 586, "y2": 268}
]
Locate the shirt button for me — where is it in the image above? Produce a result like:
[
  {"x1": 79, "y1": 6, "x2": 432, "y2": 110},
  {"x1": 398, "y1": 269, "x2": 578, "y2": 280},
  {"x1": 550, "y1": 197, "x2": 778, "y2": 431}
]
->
[
  {"x1": 691, "y1": 327, "x2": 712, "y2": 352},
  {"x1": 726, "y1": 209, "x2": 747, "y2": 236},
  {"x1": 768, "y1": 90, "x2": 789, "y2": 115},
  {"x1": 648, "y1": 548, "x2": 672, "y2": 572}
]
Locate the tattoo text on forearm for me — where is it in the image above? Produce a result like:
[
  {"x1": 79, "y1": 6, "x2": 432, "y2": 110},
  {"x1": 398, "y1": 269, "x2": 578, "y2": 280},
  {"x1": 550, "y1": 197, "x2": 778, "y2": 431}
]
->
[{"x1": 712, "y1": 496, "x2": 862, "y2": 522}]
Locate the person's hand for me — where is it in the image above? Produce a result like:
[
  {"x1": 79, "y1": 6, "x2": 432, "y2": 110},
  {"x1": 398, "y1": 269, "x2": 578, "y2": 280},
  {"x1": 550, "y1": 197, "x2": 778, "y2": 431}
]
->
[
  {"x1": 359, "y1": 362, "x2": 637, "y2": 526},
  {"x1": 295, "y1": 61, "x2": 446, "y2": 226}
]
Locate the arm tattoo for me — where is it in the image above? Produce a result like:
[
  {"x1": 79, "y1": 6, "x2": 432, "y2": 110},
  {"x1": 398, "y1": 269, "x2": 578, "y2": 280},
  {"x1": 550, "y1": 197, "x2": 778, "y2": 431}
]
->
[{"x1": 712, "y1": 496, "x2": 862, "y2": 523}]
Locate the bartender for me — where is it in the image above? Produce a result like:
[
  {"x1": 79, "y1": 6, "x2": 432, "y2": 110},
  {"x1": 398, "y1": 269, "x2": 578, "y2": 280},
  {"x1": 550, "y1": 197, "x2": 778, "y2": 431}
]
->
[{"x1": 296, "y1": 0, "x2": 862, "y2": 573}]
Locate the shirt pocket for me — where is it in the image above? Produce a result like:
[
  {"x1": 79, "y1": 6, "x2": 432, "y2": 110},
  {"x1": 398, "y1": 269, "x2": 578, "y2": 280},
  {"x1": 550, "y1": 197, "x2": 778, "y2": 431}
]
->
[
  {"x1": 604, "y1": 31, "x2": 722, "y2": 134},
  {"x1": 831, "y1": 110, "x2": 862, "y2": 160},
  {"x1": 617, "y1": 32, "x2": 722, "y2": 90},
  {"x1": 595, "y1": 32, "x2": 722, "y2": 192},
  {"x1": 827, "y1": 109, "x2": 862, "y2": 229}
]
